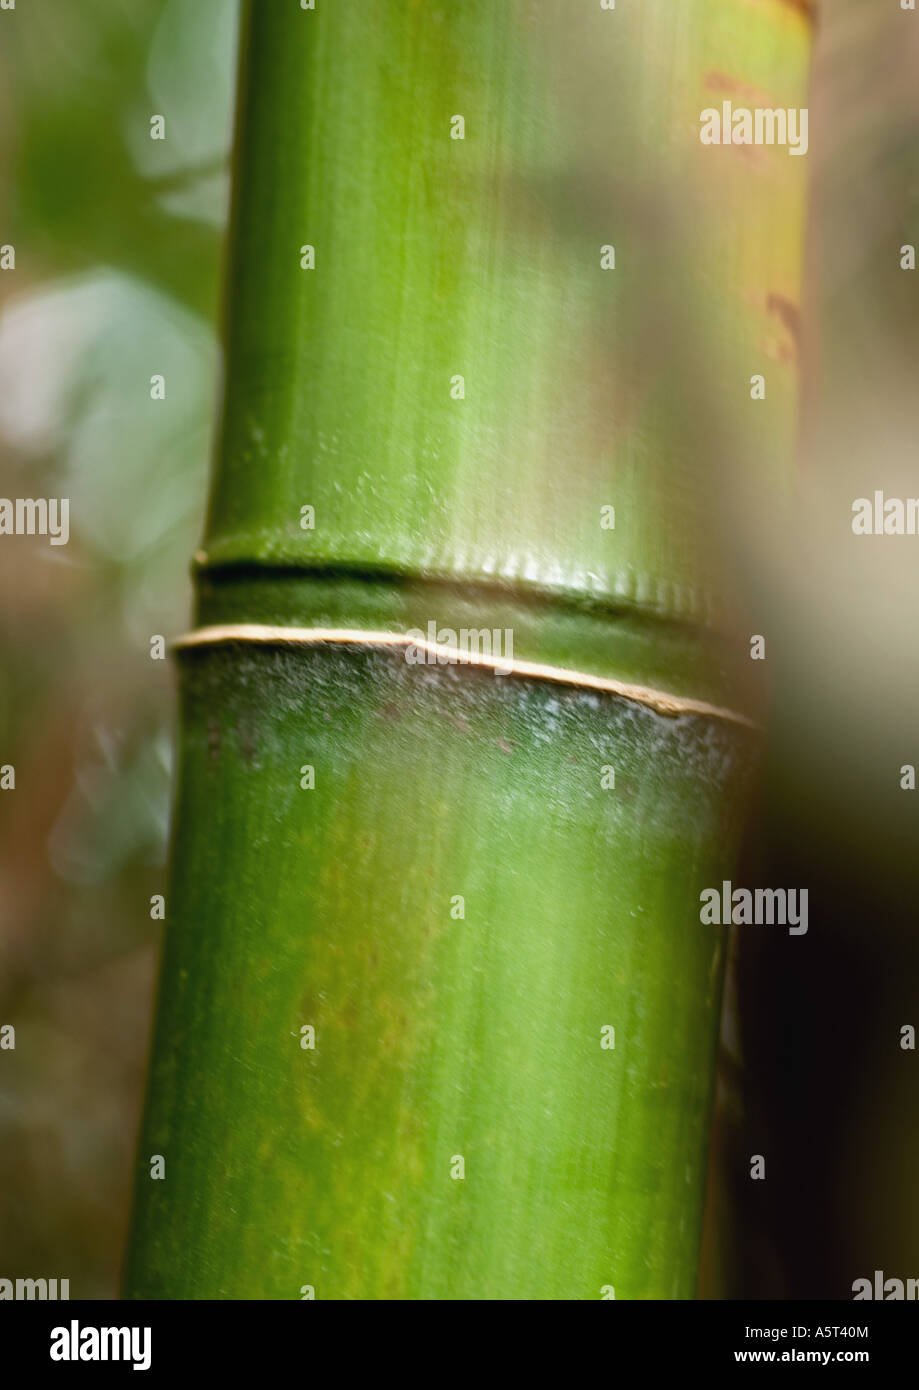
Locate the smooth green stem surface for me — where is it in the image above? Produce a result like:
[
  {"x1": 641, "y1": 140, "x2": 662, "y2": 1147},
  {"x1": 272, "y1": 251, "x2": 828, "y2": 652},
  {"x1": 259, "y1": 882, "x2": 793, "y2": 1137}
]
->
[{"x1": 125, "y1": 0, "x2": 810, "y2": 1299}]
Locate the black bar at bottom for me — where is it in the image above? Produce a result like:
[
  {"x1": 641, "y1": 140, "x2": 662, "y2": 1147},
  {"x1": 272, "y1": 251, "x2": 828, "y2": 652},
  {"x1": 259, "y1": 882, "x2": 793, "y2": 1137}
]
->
[{"x1": 2, "y1": 1298, "x2": 911, "y2": 1377}]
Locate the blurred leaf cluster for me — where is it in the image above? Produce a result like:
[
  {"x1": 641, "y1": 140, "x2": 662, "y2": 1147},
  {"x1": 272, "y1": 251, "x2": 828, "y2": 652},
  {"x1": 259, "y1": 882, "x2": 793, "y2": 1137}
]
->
[{"x1": 0, "y1": 0, "x2": 237, "y2": 1296}]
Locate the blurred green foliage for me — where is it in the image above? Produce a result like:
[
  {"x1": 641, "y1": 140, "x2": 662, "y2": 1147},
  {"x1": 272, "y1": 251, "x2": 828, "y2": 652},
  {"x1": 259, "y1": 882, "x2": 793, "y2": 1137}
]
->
[{"x1": 0, "y1": 0, "x2": 236, "y2": 1297}]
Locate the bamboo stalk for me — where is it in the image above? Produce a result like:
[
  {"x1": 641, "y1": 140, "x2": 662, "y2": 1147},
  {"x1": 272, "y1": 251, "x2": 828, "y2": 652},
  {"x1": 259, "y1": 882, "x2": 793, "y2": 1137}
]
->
[{"x1": 124, "y1": 0, "x2": 811, "y2": 1300}]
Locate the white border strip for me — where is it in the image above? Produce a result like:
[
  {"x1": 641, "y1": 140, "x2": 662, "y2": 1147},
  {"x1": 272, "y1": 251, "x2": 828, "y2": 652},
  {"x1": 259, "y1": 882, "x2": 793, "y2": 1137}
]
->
[{"x1": 173, "y1": 624, "x2": 761, "y2": 729}]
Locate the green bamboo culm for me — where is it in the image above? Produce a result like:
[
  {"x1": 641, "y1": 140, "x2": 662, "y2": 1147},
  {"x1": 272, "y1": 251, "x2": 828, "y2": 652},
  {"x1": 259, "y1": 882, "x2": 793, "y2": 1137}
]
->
[{"x1": 124, "y1": 0, "x2": 811, "y2": 1299}]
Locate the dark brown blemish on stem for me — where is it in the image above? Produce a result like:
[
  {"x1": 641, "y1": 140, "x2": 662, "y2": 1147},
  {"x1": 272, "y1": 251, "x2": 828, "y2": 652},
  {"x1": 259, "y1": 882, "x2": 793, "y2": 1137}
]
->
[
  {"x1": 206, "y1": 718, "x2": 221, "y2": 761},
  {"x1": 704, "y1": 72, "x2": 773, "y2": 107},
  {"x1": 776, "y1": 0, "x2": 817, "y2": 23},
  {"x1": 767, "y1": 293, "x2": 801, "y2": 356},
  {"x1": 237, "y1": 718, "x2": 257, "y2": 765}
]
